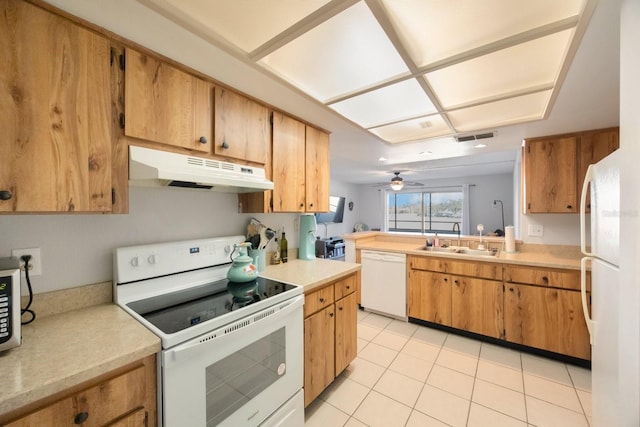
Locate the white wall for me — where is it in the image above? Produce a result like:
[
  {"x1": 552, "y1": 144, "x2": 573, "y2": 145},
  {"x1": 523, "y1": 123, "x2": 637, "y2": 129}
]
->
[
  {"x1": 356, "y1": 174, "x2": 514, "y2": 235},
  {"x1": 0, "y1": 181, "x2": 361, "y2": 295}
]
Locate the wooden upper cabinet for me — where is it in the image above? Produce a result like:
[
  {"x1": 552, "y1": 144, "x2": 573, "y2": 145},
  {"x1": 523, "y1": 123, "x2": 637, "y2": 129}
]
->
[
  {"x1": 523, "y1": 127, "x2": 619, "y2": 214},
  {"x1": 0, "y1": 0, "x2": 112, "y2": 212},
  {"x1": 213, "y1": 87, "x2": 269, "y2": 164},
  {"x1": 305, "y1": 125, "x2": 330, "y2": 212},
  {"x1": 579, "y1": 127, "x2": 619, "y2": 211},
  {"x1": 272, "y1": 112, "x2": 306, "y2": 212},
  {"x1": 123, "y1": 48, "x2": 212, "y2": 152},
  {"x1": 524, "y1": 136, "x2": 578, "y2": 213}
]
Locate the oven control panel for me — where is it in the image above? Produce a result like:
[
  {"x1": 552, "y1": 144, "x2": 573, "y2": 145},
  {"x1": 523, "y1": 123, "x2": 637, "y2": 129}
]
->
[{"x1": 114, "y1": 235, "x2": 245, "y2": 284}]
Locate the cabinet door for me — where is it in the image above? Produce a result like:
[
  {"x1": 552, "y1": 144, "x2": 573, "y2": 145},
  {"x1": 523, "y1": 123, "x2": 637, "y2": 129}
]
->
[
  {"x1": 335, "y1": 292, "x2": 357, "y2": 376},
  {"x1": 407, "y1": 271, "x2": 451, "y2": 326},
  {"x1": 504, "y1": 284, "x2": 590, "y2": 359},
  {"x1": 214, "y1": 87, "x2": 269, "y2": 164},
  {"x1": 0, "y1": 0, "x2": 112, "y2": 212},
  {"x1": 304, "y1": 305, "x2": 335, "y2": 407},
  {"x1": 6, "y1": 364, "x2": 146, "y2": 427},
  {"x1": 524, "y1": 136, "x2": 578, "y2": 213},
  {"x1": 305, "y1": 126, "x2": 330, "y2": 212},
  {"x1": 272, "y1": 112, "x2": 306, "y2": 212},
  {"x1": 451, "y1": 276, "x2": 504, "y2": 339},
  {"x1": 579, "y1": 128, "x2": 619, "y2": 212},
  {"x1": 124, "y1": 48, "x2": 212, "y2": 152}
]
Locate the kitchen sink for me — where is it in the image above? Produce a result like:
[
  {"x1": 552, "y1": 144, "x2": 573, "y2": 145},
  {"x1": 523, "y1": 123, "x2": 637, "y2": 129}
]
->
[{"x1": 420, "y1": 246, "x2": 499, "y2": 258}]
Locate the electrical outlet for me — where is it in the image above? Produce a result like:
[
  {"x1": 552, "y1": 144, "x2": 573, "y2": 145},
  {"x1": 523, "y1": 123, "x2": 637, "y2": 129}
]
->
[
  {"x1": 528, "y1": 224, "x2": 544, "y2": 237},
  {"x1": 11, "y1": 247, "x2": 42, "y2": 276}
]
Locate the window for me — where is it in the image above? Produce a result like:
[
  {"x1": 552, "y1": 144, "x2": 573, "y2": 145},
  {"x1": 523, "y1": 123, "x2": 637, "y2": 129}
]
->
[{"x1": 386, "y1": 190, "x2": 463, "y2": 234}]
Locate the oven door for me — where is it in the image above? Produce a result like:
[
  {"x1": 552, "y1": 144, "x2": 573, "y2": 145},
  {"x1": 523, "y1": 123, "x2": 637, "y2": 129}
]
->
[{"x1": 161, "y1": 295, "x2": 303, "y2": 427}]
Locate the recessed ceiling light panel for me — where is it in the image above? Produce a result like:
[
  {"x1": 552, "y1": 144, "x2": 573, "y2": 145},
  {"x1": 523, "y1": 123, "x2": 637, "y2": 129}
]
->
[
  {"x1": 379, "y1": 0, "x2": 584, "y2": 67},
  {"x1": 260, "y1": 1, "x2": 410, "y2": 102},
  {"x1": 329, "y1": 78, "x2": 437, "y2": 128},
  {"x1": 448, "y1": 90, "x2": 552, "y2": 131},
  {"x1": 369, "y1": 114, "x2": 452, "y2": 143}
]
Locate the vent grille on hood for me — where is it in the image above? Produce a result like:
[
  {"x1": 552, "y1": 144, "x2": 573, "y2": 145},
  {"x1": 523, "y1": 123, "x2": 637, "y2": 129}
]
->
[{"x1": 129, "y1": 146, "x2": 274, "y2": 193}]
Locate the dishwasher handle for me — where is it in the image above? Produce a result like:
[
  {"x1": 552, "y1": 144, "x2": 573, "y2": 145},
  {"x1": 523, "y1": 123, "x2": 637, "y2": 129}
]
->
[{"x1": 361, "y1": 250, "x2": 406, "y2": 263}]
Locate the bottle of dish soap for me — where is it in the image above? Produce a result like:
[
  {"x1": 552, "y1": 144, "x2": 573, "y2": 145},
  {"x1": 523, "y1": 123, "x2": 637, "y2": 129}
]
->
[{"x1": 433, "y1": 233, "x2": 440, "y2": 248}]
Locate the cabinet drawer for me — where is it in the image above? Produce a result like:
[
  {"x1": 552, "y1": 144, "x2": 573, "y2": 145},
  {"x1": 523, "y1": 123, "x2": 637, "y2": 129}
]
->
[
  {"x1": 6, "y1": 365, "x2": 146, "y2": 427},
  {"x1": 334, "y1": 274, "x2": 357, "y2": 300},
  {"x1": 305, "y1": 285, "x2": 334, "y2": 317},
  {"x1": 504, "y1": 265, "x2": 583, "y2": 290},
  {"x1": 408, "y1": 255, "x2": 501, "y2": 280}
]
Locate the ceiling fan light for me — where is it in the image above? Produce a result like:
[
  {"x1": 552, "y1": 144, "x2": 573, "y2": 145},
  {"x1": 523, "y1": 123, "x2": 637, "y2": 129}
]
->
[{"x1": 390, "y1": 181, "x2": 404, "y2": 190}]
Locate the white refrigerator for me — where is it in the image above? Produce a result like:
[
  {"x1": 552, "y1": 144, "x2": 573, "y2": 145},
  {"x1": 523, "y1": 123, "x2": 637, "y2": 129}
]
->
[{"x1": 580, "y1": 149, "x2": 625, "y2": 426}]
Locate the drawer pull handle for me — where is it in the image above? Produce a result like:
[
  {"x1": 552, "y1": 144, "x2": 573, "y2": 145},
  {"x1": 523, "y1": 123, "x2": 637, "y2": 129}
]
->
[{"x1": 74, "y1": 412, "x2": 89, "y2": 424}]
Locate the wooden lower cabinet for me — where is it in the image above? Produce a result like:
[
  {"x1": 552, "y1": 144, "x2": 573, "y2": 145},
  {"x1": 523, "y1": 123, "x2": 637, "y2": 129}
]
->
[
  {"x1": 3, "y1": 355, "x2": 156, "y2": 427},
  {"x1": 303, "y1": 273, "x2": 358, "y2": 407},
  {"x1": 407, "y1": 270, "x2": 452, "y2": 326},
  {"x1": 451, "y1": 276, "x2": 504, "y2": 339},
  {"x1": 407, "y1": 256, "x2": 590, "y2": 361},
  {"x1": 335, "y1": 292, "x2": 358, "y2": 376},
  {"x1": 504, "y1": 283, "x2": 590, "y2": 360},
  {"x1": 304, "y1": 305, "x2": 335, "y2": 407}
]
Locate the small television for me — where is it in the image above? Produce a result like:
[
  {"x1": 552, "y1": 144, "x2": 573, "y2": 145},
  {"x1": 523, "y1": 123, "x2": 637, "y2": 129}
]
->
[{"x1": 315, "y1": 196, "x2": 345, "y2": 224}]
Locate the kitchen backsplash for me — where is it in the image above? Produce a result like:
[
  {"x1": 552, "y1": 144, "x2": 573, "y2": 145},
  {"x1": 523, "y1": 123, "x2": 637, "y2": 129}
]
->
[{"x1": 0, "y1": 181, "x2": 361, "y2": 296}]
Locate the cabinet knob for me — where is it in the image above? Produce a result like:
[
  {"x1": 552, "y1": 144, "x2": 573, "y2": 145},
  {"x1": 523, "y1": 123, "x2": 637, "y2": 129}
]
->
[
  {"x1": 74, "y1": 412, "x2": 89, "y2": 424},
  {"x1": 542, "y1": 276, "x2": 549, "y2": 284},
  {"x1": 300, "y1": 203, "x2": 304, "y2": 208},
  {"x1": 346, "y1": 285, "x2": 350, "y2": 290},
  {"x1": 309, "y1": 203, "x2": 313, "y2": 208},
  {"x1": 319, "y1": 297, "x2": 325, "y2": 303},
  {"x1": 454, "y1": 279, "x2": 460, "y2": 285},
  {"x1": 443, "y1": 278, "x2": 448, "y2": 282},
  {"x1": 0, "y1": 190, "x2": 12, "y2": 200},
  {"x1": 329, "y1": 312, "x2": 334, "y2": 318},
  {"x1": 567, "y1": 205, "x2": 573, "y2": 209},
  {"x1": 198, "y1": 136, "x2": 208, "y2": 144},
  {"x1": 338, "y1": 306, "x2": 343, "y2": 311},
  {"x1": 221, "y1": 141, "x2": 229, "y2": 149}
]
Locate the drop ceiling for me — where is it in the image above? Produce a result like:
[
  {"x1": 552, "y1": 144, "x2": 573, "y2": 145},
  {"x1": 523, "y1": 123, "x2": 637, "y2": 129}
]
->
[{"x1": 139, "y1": 0, "x2": 596, "y2": 147}]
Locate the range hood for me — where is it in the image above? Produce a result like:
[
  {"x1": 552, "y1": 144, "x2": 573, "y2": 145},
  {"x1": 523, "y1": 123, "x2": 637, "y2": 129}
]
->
[{"x1": 129, "y1": 146, "x2": 273, "y2": 193}]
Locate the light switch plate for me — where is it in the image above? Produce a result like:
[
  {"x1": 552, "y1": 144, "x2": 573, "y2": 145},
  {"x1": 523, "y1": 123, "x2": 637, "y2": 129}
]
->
[{"x1": 528, "y1": 224, "x2": 544, "y2": 237}]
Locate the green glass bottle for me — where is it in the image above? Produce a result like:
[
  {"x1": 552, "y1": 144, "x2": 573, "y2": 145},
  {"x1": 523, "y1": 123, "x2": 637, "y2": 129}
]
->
[{"x1": 280, "y1": 230, "x2": 288, "y2": 263}]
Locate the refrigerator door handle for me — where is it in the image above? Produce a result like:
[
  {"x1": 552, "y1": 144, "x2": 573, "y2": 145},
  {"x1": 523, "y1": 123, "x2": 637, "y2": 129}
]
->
[
  {"x1": 580, "y1": 164, "x2": 595, "y2": 257},
  {"x1": 581, "y1": 256, "x2": 594, "y2": 344}
]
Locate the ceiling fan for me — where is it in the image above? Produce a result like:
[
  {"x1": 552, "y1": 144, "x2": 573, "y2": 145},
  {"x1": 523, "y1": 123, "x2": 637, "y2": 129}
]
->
[{"x1": 373, "y1": 172, "x2": 423, "y2": 191}]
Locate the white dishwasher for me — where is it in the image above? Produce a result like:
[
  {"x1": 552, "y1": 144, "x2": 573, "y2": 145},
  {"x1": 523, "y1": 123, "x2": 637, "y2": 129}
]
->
[{"x1": 360, "y1": 250, "x2": 407, "y2": 319}]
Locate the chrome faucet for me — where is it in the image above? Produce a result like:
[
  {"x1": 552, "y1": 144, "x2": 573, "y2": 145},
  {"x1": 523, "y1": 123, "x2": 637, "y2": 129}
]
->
[{"x1": 452, "y1": 222, "x2": 461, "y2": 247}]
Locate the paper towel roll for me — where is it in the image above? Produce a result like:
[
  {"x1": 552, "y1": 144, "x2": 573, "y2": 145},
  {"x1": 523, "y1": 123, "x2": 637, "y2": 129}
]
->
[{"x1": 505, "y1": 226, "x2": 516, "y2": 253}]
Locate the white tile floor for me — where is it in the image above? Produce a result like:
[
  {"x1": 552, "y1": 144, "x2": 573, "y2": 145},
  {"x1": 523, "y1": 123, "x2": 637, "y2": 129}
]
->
[{"x1": 305, "y1": 311, "x2": 592, "y2": 427}]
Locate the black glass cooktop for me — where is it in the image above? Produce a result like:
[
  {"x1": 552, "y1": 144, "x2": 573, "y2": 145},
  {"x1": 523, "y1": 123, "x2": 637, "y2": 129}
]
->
[{"x1": 127, "y1": 277, "x2": 296, "y2": 334}]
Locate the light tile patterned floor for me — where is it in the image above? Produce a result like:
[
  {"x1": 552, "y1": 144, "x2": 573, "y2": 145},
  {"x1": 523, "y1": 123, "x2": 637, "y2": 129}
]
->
[{"x1": 305, "y1": 311, "x2": 592, "y2": 427}]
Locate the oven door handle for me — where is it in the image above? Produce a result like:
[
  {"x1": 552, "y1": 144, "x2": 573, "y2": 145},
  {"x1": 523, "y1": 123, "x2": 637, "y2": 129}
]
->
[{"x1": 165, "y1": 295, "x2": 303, "y2": 363}]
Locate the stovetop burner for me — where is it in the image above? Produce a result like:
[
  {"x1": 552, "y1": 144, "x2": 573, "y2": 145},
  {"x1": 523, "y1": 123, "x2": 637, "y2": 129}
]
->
[{"x1": 126, "y1": 277, "x2": 296, "y2": 334}]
